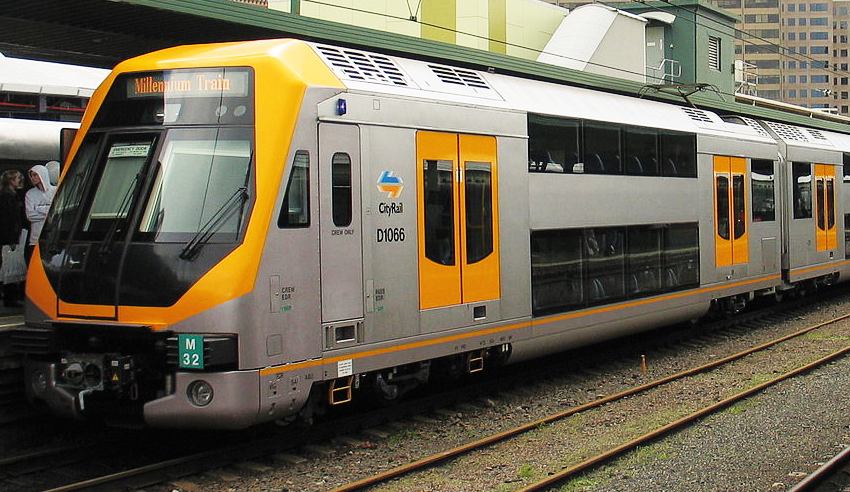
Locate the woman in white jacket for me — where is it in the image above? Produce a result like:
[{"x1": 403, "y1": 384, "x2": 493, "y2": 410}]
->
[{"x1": 25, "y1": 163, "x2": 56, "y2": 263}]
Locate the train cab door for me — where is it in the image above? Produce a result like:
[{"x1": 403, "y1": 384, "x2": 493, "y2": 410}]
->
[
  {"x1": 416, "y1": 131, "x2": 500, "y2": 332},
  {"x1": 318, "y1": 123, "x2": 364, "y2": 325},
  {"x1": 714, "y1": 156, "x2": 749, "y2": 275},
  {"x1": 814, "y1": 164, "x2": 837, "y2": 253}
]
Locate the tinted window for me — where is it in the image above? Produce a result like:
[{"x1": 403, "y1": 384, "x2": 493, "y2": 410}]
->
[
  {"x1": 663, "y1": 223, "x2": 700, "y2": 289},
  {"x1": 793, "y1": 162, "x2": 813, "y2": 219},
  {"x1": 845, "y1": 214, "x2": 850, "y2": 259},
  {"x1": 465, "y1": 161, "x2": 493, "y2": 263},
  {"x1": 583, "y1": 123, "x2": 621, "y2": 175},
  {"x1": 828, "y1": 179, "x2": 835, "y2": 229},
  {"x1": 423, "y1": 159, "x2": 454, "y2": 266},
  {"x1": 584, "y1": 227, "x2": 625, "y2": 304},
  {"x1": 331, "y1": 153, "x2": 352, "y2": 227},
  {"x1": 751, "y1": 160, "x2": 775, "y2": 222},
  {"x1": 627, "y1": 226, "x2": 662, "y2": 297},
  {"x1": 733, "y1": 175, "x2": 746, "y2": 239},
  {"x1": 844, "y1": 154, "x2": 850, "y2": 182},
  {"x1": 716, "y1": 176, "x2": 730, "y2": 240},
  {"x1": 624, "y1": 127, "x2": 659, "y2": 176},
  {"x1": 528, "y1": 116, "x2": 580, "y2": 173},
  {"x1": 660, "y1": 131, "x2": 697, "y2": 177},
  {"x1": 531, "y1": 229, "x2": 583, "y2": 316},
  {"x1": 278, "y1": 151, "x2": 310, "y2": 228}
]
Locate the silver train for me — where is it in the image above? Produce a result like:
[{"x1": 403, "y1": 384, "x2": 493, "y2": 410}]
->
[{"x1": 16, "y1": 39, "x2": 850, "y2": 428}]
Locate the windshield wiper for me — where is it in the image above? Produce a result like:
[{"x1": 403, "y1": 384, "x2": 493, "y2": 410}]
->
[
  {"x1": 179, "y1": 186, "x2": 248, "y2": 261},
  {"x1": 98, "y1": 171, "x2": 143, "y2": 257}
]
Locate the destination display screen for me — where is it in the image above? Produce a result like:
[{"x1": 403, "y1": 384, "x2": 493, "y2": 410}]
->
[{"x1": 93, "y1": 67, "x2": 254, "y2": 127}]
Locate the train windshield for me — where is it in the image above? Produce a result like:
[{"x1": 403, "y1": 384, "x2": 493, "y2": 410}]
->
[{"x1": 44, "y1": 67, "x2": 254, "y2": 251}]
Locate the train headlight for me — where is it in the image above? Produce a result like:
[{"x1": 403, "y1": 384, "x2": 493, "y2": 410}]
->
[{"x1": 187, "y1": 380, "x2": 214, "y2": 407}]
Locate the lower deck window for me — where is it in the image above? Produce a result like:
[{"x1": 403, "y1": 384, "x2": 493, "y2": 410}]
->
[{"x1": 531, "y1": 223, "x2": 699, "y2": 317}]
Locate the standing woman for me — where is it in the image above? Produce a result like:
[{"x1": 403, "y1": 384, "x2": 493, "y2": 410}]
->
[
  {"x1": 0, "y1": 170, "x2": 24, "y2": 306},
  {"x1": 25, "y1": 164, "x2": 56, "y2": 264}
]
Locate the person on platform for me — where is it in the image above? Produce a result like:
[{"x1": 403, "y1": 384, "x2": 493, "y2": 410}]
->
[
  {"x1": 0, "y1": 170, "x2": 25, "y2": 306},
  {"x1": 25, "y1": 164, "x2": 56, "y2": 264}
]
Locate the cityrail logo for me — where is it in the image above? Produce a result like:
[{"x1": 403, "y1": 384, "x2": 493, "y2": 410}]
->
[{"x1": 377, "y1": 170, "x2": 404, "y2": 198}]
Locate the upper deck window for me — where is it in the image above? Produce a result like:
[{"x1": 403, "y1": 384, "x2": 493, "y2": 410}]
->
[{"x1": 92, "y1": 67, "x2": 254, "y2": 127}]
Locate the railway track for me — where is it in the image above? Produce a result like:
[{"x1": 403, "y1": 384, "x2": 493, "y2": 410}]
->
[
  {"x1": 10, "y1": 287, "x2": 850, "y2": 491},
  {"x1": 331, "y1": 308, "x2": 850, "y2": 491},
  {"x1": 789, "y1": 445, "x2": 850, "y2": 492}
]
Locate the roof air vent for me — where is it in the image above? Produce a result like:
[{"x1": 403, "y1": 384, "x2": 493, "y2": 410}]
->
[
  {"x1": 766, "y1": 122, "x2": 808, "y2": 142},
  {"x1": 681, "y1": 107, "x2": 714, "y2": 124},
  {"x1": 738, "y1": 117, "x2": 772, "y2": 138},
  {"x1": 315, "y1": 45, "x2": 409, "y2": 87},
  {"x1": 428, "y1": 64, "x2": 490, "y2": 90},
  {"x1": 807, "y1": 129, "x2": 828, "y2": 140}
]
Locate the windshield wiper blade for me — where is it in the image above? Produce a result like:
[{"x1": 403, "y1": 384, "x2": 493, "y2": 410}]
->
[
  {"x1": 98, "y1": 171, "x2": 143, "y2": 257},
  {"x1": 179, "y1": 186, "x2": 248, "y2": 261}
]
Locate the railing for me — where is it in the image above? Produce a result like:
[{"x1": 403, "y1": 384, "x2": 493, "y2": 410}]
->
[
  {"x1": 734, "y1": 60, "x2": 758, "y2": 96},
  {"x1": 646, "y1": 58, "x2": 681, "y2": 84}
]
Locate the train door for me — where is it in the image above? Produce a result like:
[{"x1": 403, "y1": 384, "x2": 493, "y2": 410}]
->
[
  {"x1": 714, "y1": 156, "x2": 749, "y2": 271},
  {"x1": 813, "y1": 164, "x2": 837, "y2": 252},
  {"x1": 416, "y1": 131, "x2": 500, "y2": 329},
  {"x1": 318, "y1": 123, "x2": 364, "y2": 324}
]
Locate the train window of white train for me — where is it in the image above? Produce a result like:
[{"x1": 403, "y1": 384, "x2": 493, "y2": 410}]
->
[
  {"x1": 827, "y1": 179, "x2": 835, "y2": 229},
  {"x1": 46, "y1": 135, "x2": 102, "y2": 240},
  {"x1": 583, "y1": 123, "x2": 621, "y2": 175},
  {"x1": 624, "y1": 127, "x2": 659, "y2": 176},
  {"x1": 527, "y1": 116, "x2": 580, "y2": 173},
  {"x1": 751, "y1": 160, "x2": 775, "y2": 222},
  {"x1": 732, "y1": 175, "x2": 746, "y2": 239},
  {"x1": 716, "y1": 177, "x2": 730, "y2": 240},
  {"x1": 331, "y1": 153, "x2": 352, "y2": 227},
  {"x1": 793, "y1": 163, "x2": 813, "y2": 219},
  {"x1": 530, "y1": 229, "x2": 583, "y2": 316},
  {"x1": 83, "y1": 138, "x2": 154, "y2": 234},
  {"x1": 663, "y1": 223, "x2": 700, "y2": 289},
  {"x1": 659, "y1": 131, "x2": 697, "y2": 178},
  {"x1": 844, "y1": 214, "x2": 850, "y2": 258},
  {"x1": 464, "y1": 161, "x2": 493, "y2": 263},
  {"x1": 626, "y1": 226, "x2": 661, "y2": 297},
  {"x1": 843, "y1": 154, "x2": 850, "y2": 181},
  {"x1": 278, "y1": 151, "x2": 310, "y2": 228},
  {"x1": 816, "y1": 179, "x2": 826, "y2": 230},
  {"x1": 137, "y1": 127, "x2": 252, "y2": 239},
  {"x1": 423, "y1": 159, "x2": 455, "y2": 265},
  {"x1": 584, "y1": 227, "x2": 625, "y2": 304}
]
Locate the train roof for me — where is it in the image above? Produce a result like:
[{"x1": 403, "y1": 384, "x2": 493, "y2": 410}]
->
[
  {"x1": 309, "y1": 42, "x2": 775, "y2": 145},
  {"x1": 0, "y1": 54, "x2": 108, "y2": 98}
]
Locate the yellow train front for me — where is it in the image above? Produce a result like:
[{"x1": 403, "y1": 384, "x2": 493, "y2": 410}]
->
[{"x1": 17, "y1": 40, "x2": 349, "y2": 428}]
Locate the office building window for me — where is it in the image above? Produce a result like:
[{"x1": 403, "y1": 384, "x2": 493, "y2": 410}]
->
[
  {"x1": 811, "y1": 32, "x2": 828, "y2": 40},
  {"x1": 811, "y1": 3, "x2": 828, "y2": 11},
  {"x1": 788, "y1": 89, "x2": 797, "y2": 98},
  {"x1": 810, "y1": 17, "x2": 828, "y2": 25},
  {"x1": 811, "y1": 75, "x2": 829, "y2": 83},
  {"x1": 811, "y1": 46, "x2": 829, "y2": 54}
]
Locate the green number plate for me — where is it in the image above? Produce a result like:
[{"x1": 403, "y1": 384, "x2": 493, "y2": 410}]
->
[{"x1": 178, "y1": 334, "x2": 204, "y2": 369}]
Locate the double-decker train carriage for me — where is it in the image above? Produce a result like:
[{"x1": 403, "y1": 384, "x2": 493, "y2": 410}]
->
[{"x1": 13, "y1": 39, "x2": 850, "y2": 428}]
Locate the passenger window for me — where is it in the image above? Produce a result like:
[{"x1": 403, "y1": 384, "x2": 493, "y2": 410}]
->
[
  {"x1": 816, "y1": 179, "x2": 825, "y2": 230},
  {"x1": 716, "y1": 176, "x2": 730, "y2": 240},
  {"x1": 583, "y1": 123, "x2": 622, "y2": 175},
  {"x1": 584, "y1": 227, "x2": 625, "y2": 304},
  {"x1": 663, "y1": 223, "x2": 700, "y2": 289},
  {"x1": 624, "y1": 127, "x2": 659, "y2": 176},
  {"x1": 845, "y1": 214, "x2": 850, "y2": 258},
  {"x1": 751, "y1": 160, "x2": 775, "y2": 222},
  {"x1": 659, "y1": 131, "x2": 697, "y2": 178},
  {"x1": 732, "y1": 175, "x2": 746, "y2": 239},
  {"x1": 844, "y1": 154, "x2": 850, "y2": 182},
  {"x1": 531, "y1": 229, "x2": 583, "y2": 316},
  {"x1": 423, "y1": 159, "x2": 455, "y2": 266},
  {"x1": 792, "y1": 163, "x2": 813, "y2": 219},
  {"x1": 331, "y1": 152, "x2": 352, "y2": 227},
  {"x1": 627, "y1": 226, "x2": 662, "y2": 297},
  {"x1": 278, "y1": 151, "x2": 310, "y2": 228},
  {"x1": 464, "y1": 162, "x2": 493, "y2": 263},
  {"x1": 827, "y1": 179, "x2": 835, "y2": 229},
  {"x1": 528, "y1": 116, "x2": 580, "y2": 173}
]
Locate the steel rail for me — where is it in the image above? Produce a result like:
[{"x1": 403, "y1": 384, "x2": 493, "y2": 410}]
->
[
  {"x1": 333, "y1": 311, "x2": 850, "y2": 492},
  {"x1": 519, "y1": 344, "x2": 850, "y2": 491},
  {"x1": 788, "y1": 444, "x2": 850, "y2": 491}
]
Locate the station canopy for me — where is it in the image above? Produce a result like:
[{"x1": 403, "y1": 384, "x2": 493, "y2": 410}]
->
[{"x1": 2, "y1": 0, "x2": 849, "y2": 132}]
